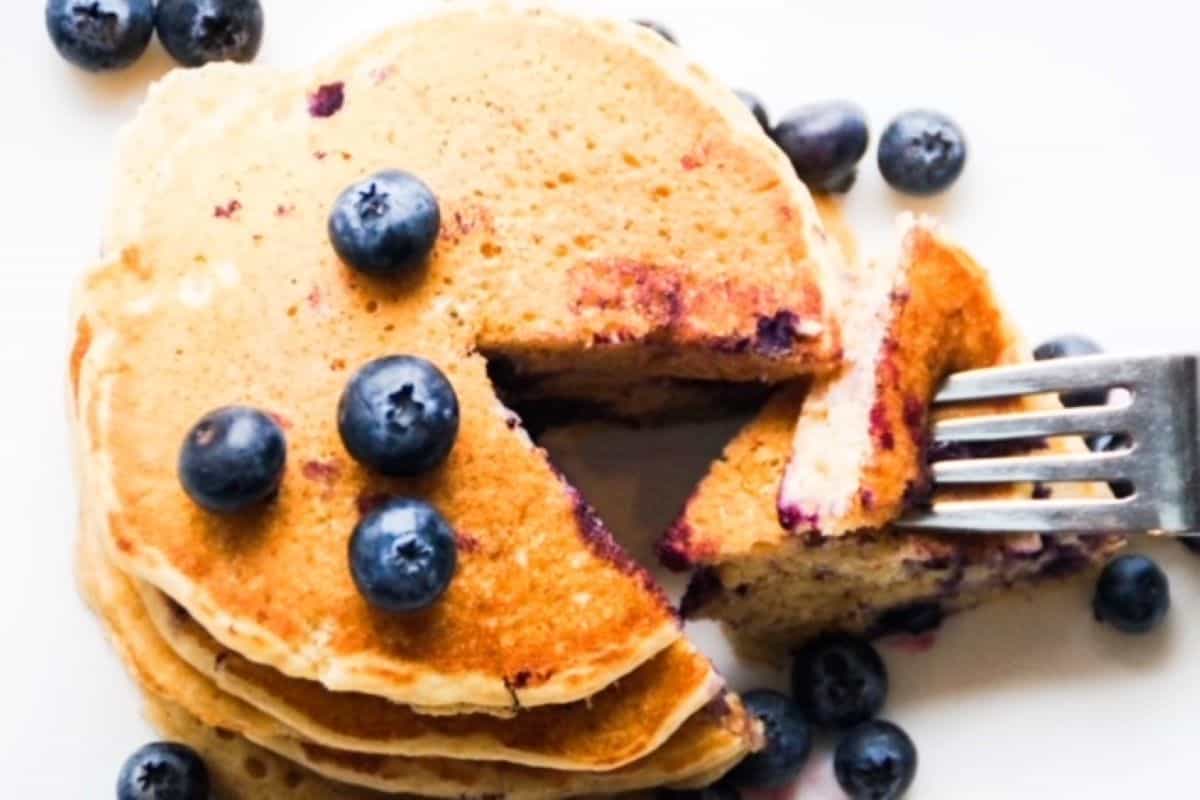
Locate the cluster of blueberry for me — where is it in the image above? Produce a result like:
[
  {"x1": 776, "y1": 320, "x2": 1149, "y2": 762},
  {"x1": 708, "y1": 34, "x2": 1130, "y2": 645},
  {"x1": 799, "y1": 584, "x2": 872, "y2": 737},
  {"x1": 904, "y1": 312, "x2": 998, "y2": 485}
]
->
[
  {"x1": 662, "y1": 635, "x2": 915, "y2": 800},
  {"x1": 1034, "y1": 335, "x2": 1175, "y2": 635},
  {"x1": 179, "y1": 170, "x2": 460, "y2": 617},
  {"x1": 46, "y1": 0, "x2": 263, "y2": 72},
  {"x1": 638, "y1": 20, "x2": 967, "y2": 197}
]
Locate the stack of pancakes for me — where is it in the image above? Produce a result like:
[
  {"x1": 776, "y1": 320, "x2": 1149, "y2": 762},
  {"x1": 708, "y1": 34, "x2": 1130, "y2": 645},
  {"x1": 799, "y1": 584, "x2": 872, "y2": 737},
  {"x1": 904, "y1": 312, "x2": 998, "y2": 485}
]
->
[
  {"x1": 71, "y1": 4, "x2": 1122, "y2": 796},
  {"x1": 71, "y1": 4, "x2": 851, "y2": 796}
]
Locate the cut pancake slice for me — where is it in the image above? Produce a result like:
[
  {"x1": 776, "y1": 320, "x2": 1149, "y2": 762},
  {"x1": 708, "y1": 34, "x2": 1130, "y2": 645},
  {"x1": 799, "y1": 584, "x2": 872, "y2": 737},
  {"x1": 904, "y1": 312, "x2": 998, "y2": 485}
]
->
[
  {"x1": 79, "y1": 518, "x2": 759, "y2": 798},
  {"x1": 135, "y1": 578, "x2": 720, "y2": 770},
  {"x1": 73, "y1": 2, "x2": 843, "y2": 715},
  {"x1": 663, "y1": 217, "x2": 1123, "y2": 655}
]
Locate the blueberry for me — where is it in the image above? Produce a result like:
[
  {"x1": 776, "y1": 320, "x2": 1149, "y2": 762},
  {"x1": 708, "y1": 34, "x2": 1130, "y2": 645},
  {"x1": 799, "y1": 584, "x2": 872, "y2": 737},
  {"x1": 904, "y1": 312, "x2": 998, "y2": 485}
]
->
[
  {"x1": 329, "y1": 170, "x2": 441, "y2": 278},
  {"x1": 117, "y1": 741, "x2": 210, "y2": 800},
  {"x1": 156, "y1": 0, "x2": 264, "y2": 67},
  {"x1": 834, "y1": 720, "x2": 918, "y2": 800},
  {"x1": 1181, "y1": 536, "x2": 1200, "y2": 556},
  {"x1": 727, "y1": 689, "x2": 812, "y2": 790},
  {"x1": 658, "y1": 784, "x2": 739, "y2": 800},
  {"x1": 877, "y1": 110, "x2": 967, "y2": 196},
  {"x1": 179, "y1": 406, "x2": 286, "y2": 513},
  {"x1": 635, "y1": 19, "x2": 676, "y2": 44},
  {"x1": 771, "y1": 101, "x2": 869, "y2": 194},
  {"x1": 734, "y1": 90, "x2": 769, "y2": 131},
  {"x1": 350, "y1": 497, "x2": 458, "y2": 613},
  {"x1": 1093, "y1": 554, "x2": 1169, "y2": 634},
  {"x1": 45, "y1": 0, "x2": 154, "y2": 72},
  {"x1": 338, "y1": 356, "x2": 459, "y2": 477},
  {"x1": 1033, "y1": 335, "x2": 1108, "y2": 407},
  {"x1": 792, "y1": 633, "x2": 887, "y2": 728}
]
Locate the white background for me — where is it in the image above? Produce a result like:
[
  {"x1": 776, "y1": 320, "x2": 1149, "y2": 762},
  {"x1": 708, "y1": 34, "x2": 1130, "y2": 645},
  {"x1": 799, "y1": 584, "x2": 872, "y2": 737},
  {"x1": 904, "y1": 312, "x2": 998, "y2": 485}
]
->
[{"x1": 2, "y1": 0, "x2": 1198, "y2": 796}]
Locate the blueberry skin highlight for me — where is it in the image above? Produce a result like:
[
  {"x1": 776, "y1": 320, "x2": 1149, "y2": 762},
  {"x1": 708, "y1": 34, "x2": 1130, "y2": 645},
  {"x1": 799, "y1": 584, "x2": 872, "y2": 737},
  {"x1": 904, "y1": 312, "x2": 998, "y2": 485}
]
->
[
  {"x1": 156, "y1": 0, "x2": 264, "y2": 67},
  {"x1": 771, "y1": 101, "x2": 870, "y2": 194},
  {"x1": 329, "y1": 170, "x2": 442, "y2": 278},
  {"x1": 792, "y1": 633, "x2": 888, "y2": 728},
  {"x1": 350, "y1": 498, "x2": 458, "y2": 613},
  {"x1": 117, "y1": 741, "x2": 210, "y2": 800},
  {"x1": 179, "y1": 406, "x2": 286, "y2": 513},
  {"x1": 338, "y1": 356, "x2": 460, "y2": 477},
  {"x1": 46, "y1": 0, "x2": 154, "y2": 72},
  {"x1": 834, "y1": 720, "x2": 918, "y2": 800},
  {"x1": 877, "y1": 109, "x2": 967, "y2": 196},
  {"x1": 1093, "y1": 554, "x2": 1170, "y2": 634}
]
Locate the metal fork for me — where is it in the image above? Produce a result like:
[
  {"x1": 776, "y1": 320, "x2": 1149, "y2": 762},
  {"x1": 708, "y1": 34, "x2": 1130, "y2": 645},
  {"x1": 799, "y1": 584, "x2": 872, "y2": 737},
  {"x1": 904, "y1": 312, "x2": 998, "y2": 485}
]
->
[{"x1": 897, "y1": 354, "x2": 1200, "y2": 534}]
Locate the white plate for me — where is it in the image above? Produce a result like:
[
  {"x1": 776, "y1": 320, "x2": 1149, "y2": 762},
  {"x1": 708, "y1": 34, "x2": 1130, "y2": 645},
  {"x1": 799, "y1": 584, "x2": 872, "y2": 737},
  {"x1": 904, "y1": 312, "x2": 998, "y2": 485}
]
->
[{"x1": 2, "y1": 1, "x2": 1197, "y2": 796}]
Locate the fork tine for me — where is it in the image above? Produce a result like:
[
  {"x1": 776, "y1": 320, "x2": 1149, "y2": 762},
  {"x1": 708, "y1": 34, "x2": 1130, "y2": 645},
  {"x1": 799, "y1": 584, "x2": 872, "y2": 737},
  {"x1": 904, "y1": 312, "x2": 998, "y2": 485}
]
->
[
  {"x1": 899, "y1": 497, "x2": 1144, "y2": 533},
  {"x1": 934, "y1": 354, "x2": 1149, "y2": 404},
  {"x1": 932, "y1": 406, "x2": 1132, "y2": 442},
  {"x1": 931, "y1": 451, "x2": 1132, "y2": 484}
]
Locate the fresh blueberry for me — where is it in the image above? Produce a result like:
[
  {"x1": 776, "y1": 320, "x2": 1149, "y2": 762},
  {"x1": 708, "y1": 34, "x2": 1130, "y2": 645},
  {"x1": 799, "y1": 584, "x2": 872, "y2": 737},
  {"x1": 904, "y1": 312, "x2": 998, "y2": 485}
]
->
[
  {"x1": 1180, "y1": 536, "x2": 1200, "y2": 556},
  {"x1": 834, "y1": 720, "x2": 918, "y2": 800},
  {"x1": 45, "y1": 0, "x2": 154, "y2": 72},
  {"x1": 792, "y1": 633, "x2": 887, "y2": 728},
  {"x1": 1033, "y1": 335, "x2": 1108, "y2": 407},
  {"x1": 657, "y1": 784, "x2": 739, "y2": 800},
  {"x1": 635, "y1": 19, "x2": 676, "y2": 43},
  {"x1": 117, "y1": 741, "x2": 210, "y2": 800},
  {"x1": 734, "y1": 90, "x2": 769, "y2": 131},
  {"x1": 329, "y1": 170, "x2": 441, "y2": 278},
  {"x1": 771, "y1": 101, "x2": 869, "y2": 194},
  {"x1": 156, "y1": 0, "x2": 264, "y2": 67},
  {"x1": 877, "y1": 110, "x2": 967, "y2": 196},
  {"x1": 350, "y1": 497, "x2": 458, "y2": 613},
  {"x1": 179, "y1": 406, "x2": 286, "y2": 513},
  {"x1": 1093, "y1": 554, "x2": 1169, "y2": 634},
  {"x1": 727, "y1": 689, "x2": 812, "y2": 790},
  {"x1": 338, "y1": 356, "x2": 459, "y2": 477}
]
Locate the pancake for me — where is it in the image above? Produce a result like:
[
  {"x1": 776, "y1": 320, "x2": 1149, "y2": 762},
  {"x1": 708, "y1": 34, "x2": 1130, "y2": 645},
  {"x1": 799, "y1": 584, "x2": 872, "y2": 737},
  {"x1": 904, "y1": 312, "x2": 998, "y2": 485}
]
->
[
  {"x1": 144, "y1": 698, "x2": 391, "y2": 800},
  {"x1": 73, "y1": 2, "x2": 844, "y2": 713},
  {"x1": 79, "y1": 517, "x2": 759, "y2": 797},
  {"x1": 662, "y1": 217, "x2": 1124, "y2": 655},
  {"x1": 143, "y1": 697, "x2": 739, "y2": 800},
  {"x1": 134, "y1": 578, "x2": 720, "y2": 770}
]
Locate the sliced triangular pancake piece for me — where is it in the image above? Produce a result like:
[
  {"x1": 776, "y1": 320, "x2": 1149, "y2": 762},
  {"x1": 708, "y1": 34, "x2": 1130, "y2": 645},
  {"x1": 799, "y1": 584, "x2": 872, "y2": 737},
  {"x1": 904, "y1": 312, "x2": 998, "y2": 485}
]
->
[
  {"x1": 73, "y1": 3, "x2": 843, "y2": 712},
  {"x1": 663, "y1": 216, "x2": 1122, "y2": 654}
]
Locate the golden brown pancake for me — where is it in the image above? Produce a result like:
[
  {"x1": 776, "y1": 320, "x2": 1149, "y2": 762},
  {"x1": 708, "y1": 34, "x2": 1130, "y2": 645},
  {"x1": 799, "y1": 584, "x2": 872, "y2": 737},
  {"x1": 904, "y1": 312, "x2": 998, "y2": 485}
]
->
[
  {"x1": 135, "y1": 578, "x2": 720, "y2": 769},
  {"x1": 72, "y1": 3, "x2": 843, "y2": 712},
  {"x1": 79, "y1": 514, "x2": 759, "y2": 797},
  {"x1": 662, "y1": 217, "x2": 1124, "y2": 656}
]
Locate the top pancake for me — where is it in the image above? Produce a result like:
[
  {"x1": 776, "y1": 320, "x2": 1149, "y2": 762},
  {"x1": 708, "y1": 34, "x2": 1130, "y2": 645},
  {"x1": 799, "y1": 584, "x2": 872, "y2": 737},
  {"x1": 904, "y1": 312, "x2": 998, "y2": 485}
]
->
[{"x1": 72, "y1": 2, "x2": 842, "y2": 711}]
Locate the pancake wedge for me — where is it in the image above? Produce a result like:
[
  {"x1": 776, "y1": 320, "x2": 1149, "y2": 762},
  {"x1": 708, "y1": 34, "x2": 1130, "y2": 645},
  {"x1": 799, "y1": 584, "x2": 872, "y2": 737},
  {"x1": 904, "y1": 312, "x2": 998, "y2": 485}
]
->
[{"x1": 663, "y1": 216, "x2": 1123, "y2": 656}]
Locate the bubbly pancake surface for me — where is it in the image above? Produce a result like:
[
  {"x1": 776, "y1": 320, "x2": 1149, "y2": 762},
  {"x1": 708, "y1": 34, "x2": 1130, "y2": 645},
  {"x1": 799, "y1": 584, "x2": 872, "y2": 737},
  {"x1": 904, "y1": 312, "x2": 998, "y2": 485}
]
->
[{"x1": 74, "y1": 3, "x2": 844, "y2": 711}]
